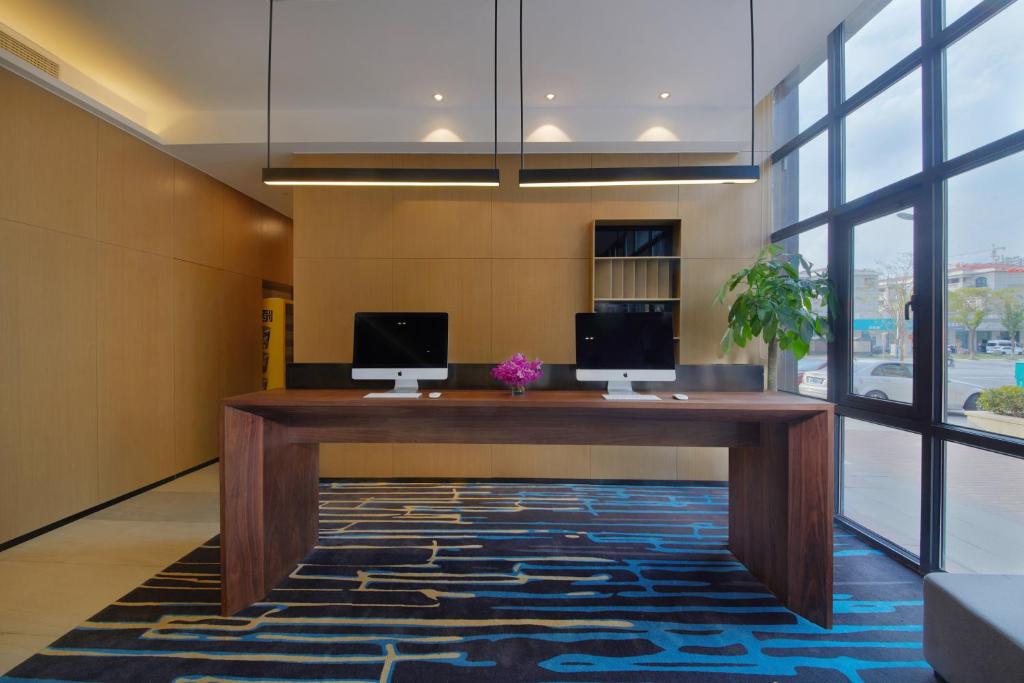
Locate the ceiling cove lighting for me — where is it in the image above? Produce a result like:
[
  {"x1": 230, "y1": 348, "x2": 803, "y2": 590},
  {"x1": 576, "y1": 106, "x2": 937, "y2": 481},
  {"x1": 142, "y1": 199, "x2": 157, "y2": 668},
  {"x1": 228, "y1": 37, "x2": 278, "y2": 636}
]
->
[
  {"x1": 516, "y1": 0, "x2": 760, "y2": 188},
  {"x1": 260, "y1": 0, "x2": 500, "y2": 188}
]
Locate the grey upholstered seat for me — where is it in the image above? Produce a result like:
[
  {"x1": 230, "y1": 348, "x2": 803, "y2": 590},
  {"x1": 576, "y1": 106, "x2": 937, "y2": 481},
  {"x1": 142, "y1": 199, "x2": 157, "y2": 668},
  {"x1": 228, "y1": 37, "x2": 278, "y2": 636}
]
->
[{"x1": 924, "y1": 572, "x2": 1024, "y2": 683}]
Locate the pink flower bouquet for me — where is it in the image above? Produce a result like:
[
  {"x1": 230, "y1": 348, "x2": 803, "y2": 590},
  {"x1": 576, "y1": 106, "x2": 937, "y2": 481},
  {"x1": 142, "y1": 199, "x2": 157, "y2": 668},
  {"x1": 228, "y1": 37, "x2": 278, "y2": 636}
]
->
[{"x1": 491, "y1": 353, "x2": 544, "y2": 395}]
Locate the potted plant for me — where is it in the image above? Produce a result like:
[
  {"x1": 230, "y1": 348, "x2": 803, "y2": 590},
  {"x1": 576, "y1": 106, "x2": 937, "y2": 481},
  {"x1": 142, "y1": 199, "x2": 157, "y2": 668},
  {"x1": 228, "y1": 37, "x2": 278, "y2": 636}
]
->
[
  {"x1": 965, "y1": 386, "x2": 1024, "y2": 439},
  {"x1": 491, "y1": 353, "x2": 544, "y2": 396},
  {"x1": 715, "y1": 245, "x2": 834, "y2": 391}
]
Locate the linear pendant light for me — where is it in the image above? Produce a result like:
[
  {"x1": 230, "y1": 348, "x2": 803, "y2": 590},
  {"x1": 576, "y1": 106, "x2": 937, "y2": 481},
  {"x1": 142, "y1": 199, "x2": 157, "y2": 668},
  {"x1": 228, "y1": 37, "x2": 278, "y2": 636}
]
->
[
  {"x1": 517, "y1": 0, "x2": 760, "y2": 188},
  {"x1": 261, "y1": 0, "x2": 500, "y2": 188}
]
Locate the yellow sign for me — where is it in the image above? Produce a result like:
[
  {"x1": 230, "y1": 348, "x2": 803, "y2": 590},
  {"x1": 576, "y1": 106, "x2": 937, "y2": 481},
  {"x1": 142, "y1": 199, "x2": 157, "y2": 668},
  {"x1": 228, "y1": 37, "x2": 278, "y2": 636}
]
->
[{"x1": 262, "y1": 298, "x2": 288, "y2": 389}]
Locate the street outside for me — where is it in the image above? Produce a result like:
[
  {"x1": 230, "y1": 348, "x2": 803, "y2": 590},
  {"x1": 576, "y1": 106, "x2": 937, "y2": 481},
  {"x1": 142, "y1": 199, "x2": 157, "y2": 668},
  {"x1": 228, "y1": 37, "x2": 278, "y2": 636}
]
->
[
  {"x1": 945, "y1": 355, "x2": 1021, "y2": 424},
  {"x1": 800, "y1": 354, "x2": 1024, "y2": 573},
  {"x1": 800, "y1": 354, "x2": 1020, "y2": 421}
]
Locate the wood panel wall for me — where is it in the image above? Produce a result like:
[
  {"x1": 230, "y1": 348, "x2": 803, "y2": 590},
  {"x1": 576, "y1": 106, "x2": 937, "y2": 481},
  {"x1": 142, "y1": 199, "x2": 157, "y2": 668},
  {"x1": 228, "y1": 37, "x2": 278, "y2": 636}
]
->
[
  {"x1": 293, "y1": 129, "x2": 772, "y2": 480},
  {"x1": 0, "y1": 68, "x2": 294, "y2": 543}
]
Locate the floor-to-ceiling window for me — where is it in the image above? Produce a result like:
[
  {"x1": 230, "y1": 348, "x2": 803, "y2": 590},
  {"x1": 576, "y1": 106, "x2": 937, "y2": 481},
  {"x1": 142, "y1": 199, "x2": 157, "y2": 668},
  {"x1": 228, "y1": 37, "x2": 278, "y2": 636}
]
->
[{"x1": 771, "y1": 0, "x2": 1024, "y2": 573}]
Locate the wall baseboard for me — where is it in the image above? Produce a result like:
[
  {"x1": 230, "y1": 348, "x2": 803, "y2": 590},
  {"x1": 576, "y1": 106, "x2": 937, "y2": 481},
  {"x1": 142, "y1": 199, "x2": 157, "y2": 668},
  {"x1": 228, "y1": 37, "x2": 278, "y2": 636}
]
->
[{"x1": 0, "y1": 458, "x2": 219, "y2": 553}]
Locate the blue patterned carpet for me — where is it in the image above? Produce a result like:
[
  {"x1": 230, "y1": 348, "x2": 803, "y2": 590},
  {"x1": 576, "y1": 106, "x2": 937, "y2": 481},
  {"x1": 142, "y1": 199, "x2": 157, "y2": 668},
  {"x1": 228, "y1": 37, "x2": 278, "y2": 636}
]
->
[{"x1": 4, "y1": 482, "x2": 930, "y2": 682}]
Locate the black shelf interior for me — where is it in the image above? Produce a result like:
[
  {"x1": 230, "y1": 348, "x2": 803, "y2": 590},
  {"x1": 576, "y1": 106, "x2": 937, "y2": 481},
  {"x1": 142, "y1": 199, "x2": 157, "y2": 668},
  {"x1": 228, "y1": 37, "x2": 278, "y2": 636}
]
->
[{"x1": 594, "y1": 221, "x2": 677, "y2": 258}]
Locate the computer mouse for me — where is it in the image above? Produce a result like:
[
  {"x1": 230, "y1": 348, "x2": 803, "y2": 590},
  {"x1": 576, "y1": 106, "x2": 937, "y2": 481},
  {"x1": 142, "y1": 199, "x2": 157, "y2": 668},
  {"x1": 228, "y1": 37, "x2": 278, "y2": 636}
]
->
[
  {"x1": 673, "y1": 393, "x2": 689, "y2": 401},
  {"x1": 428, "y1": 392, "x2": 442, "y2": 399}
]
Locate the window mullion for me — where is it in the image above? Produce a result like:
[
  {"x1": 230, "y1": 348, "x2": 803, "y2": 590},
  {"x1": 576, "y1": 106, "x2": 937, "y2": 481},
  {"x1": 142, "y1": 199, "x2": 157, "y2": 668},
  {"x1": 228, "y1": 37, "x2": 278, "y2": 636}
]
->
[
  {"x1": 827, "y1": 22, "x2": 844, "y2": 212},
  {"x1": 922, "y1": 0, "x2": 943, "y2": 171}
]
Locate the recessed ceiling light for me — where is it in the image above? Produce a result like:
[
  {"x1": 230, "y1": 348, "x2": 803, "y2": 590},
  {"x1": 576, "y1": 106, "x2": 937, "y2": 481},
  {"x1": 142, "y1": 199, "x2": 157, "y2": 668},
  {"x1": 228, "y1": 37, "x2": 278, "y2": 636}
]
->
[
  {"x1": 433, "y1": 93, "x2": 444, "y2": 102},
  {"x1": 545, "y1": 92, "x2": 556, "y2": 101},
  {"x1": 659, "y1": 91, "x2": 671, "y2": 100}
]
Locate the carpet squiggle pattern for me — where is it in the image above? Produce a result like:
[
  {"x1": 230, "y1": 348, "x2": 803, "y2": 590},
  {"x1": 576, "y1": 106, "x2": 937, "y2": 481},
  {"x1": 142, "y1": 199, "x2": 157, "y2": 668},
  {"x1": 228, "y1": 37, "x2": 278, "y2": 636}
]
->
[{"x1": 3, "y1": 482, "x2": 930, "y2": 682}]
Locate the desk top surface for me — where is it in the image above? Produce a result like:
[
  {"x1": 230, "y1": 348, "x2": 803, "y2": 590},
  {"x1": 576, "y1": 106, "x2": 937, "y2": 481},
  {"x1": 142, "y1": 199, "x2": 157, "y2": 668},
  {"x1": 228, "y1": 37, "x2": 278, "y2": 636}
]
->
[{"x1": 225, "y1": 389, "x2": 832, "y2": 420}]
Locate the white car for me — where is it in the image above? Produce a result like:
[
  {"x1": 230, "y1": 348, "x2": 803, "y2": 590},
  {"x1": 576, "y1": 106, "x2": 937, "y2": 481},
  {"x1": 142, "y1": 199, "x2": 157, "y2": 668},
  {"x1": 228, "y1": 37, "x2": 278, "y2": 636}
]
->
[
  {"x1": 798, "y1": 360, "x2": 982, "y2": 413},
  {"x1": 986, "y1": 340, "x2": 1023, "y2": 355}
]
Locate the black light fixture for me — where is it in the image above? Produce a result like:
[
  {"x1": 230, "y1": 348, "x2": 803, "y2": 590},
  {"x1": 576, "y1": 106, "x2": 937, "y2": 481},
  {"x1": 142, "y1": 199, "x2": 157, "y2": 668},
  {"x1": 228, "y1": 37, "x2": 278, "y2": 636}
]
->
[
  {"x1": 517, "y1": 0, "x2": 760, "y2": 188},
  {"x1": 261, "y1": 0, "x2": 500, "y2": 188}
]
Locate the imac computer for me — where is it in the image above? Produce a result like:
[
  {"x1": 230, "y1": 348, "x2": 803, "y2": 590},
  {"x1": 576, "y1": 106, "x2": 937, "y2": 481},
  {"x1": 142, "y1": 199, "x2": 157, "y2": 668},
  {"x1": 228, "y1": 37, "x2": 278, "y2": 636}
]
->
[
  {"x1": 575, "y1": 312, "x2": 676, "y2": 400},
  {"x1": 352, "y1": 312, "x2": 449, "y2": 398}
]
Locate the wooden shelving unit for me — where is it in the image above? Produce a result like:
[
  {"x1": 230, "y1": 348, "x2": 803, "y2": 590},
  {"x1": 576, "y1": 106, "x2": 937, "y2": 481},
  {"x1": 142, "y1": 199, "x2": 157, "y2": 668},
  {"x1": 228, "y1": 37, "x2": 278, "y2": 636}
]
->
[{"x1": 590, "y1": 219, "x2": 683, "y2": 361}]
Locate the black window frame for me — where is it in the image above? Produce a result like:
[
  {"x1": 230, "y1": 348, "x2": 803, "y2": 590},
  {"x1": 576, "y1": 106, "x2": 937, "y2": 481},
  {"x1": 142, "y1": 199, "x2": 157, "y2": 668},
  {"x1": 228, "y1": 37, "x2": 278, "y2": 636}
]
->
[{"x1": 769, "y1": 0, "x2": 1024, "y2": 574}]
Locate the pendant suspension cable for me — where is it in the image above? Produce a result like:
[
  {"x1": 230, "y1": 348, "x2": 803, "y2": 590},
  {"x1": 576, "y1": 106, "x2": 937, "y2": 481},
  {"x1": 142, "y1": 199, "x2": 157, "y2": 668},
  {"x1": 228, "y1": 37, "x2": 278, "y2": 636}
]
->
[
  {"x1": 494, "y1": 0, "x2": 498, "y2": 168},
  {"x1": 261, "y1": 0, "x2": 498, "y2": 187},
  {"x1": 519, "y1": 0, "x2": 524, "y2": 170},
  {"x1": 749, "y1": 0, "x2": 755, "y2": 168},
  {"x1": 266, "y1": 0, "x2": 274, "y2": 170}
]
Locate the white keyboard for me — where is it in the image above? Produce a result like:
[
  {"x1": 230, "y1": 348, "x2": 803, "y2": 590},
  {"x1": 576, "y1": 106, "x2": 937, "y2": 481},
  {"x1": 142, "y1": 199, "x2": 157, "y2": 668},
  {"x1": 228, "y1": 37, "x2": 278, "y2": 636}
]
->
[
  {"x1": 363, "y1": 392, "x2": 422, "y2": 399},
  {"x1": 602, "y1": 393, "x2": 662, "y2": 401}
]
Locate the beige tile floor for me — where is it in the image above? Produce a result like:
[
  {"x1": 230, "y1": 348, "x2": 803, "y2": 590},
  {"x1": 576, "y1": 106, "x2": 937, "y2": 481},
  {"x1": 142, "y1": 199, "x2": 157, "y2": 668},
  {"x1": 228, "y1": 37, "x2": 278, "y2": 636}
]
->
[{"x1": 0, "y1": 464, "x2": 220, "y2": 674}]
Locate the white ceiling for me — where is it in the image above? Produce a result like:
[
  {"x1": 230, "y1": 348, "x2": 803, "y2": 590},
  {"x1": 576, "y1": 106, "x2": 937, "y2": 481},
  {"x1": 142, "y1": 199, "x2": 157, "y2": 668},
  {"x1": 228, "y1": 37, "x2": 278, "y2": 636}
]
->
[{"x1": 0, "y1": 0, "x2": 860, "y2": 216}]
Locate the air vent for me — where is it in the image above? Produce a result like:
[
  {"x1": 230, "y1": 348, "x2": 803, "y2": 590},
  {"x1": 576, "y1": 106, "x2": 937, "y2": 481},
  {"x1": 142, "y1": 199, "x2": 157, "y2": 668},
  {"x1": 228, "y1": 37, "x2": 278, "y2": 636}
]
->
[{"x1": 0, "y1": 29, "x2": 59, "y2": 79}]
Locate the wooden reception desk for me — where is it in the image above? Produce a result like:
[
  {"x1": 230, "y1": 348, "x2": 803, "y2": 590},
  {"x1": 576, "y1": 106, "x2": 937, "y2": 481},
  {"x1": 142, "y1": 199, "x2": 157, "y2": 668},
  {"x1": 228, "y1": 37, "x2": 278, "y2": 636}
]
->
[{"x1": 220, "y1": 389, "x2": 835, "y2": 627}]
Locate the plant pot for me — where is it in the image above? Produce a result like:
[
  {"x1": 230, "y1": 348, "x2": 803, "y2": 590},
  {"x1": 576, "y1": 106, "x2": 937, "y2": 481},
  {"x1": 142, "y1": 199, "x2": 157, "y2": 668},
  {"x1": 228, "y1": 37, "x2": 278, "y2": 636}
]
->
[{"x1": 964, "y1": 410, "x2": 1024, "y2": 439}]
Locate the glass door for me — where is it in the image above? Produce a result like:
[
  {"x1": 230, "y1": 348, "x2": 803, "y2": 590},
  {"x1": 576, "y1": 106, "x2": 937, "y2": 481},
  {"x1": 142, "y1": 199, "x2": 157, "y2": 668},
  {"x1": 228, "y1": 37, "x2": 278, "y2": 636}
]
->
[
  {"x1": 834, "y1": 194, "x2": 934, "y2": 559},
  {"x1": 836, "y1": 198, "x2": 930, "y2": 417}
]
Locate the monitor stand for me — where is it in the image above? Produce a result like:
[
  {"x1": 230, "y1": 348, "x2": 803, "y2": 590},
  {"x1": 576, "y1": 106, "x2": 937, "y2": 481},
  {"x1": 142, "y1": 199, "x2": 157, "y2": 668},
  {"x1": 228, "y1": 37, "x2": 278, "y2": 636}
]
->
[
  {"x1": 602, "y1": 380, "x2": 662, "y2": 401},
  {"x1": 364, "y1": 378, "x2": 422, "y2": 399}
]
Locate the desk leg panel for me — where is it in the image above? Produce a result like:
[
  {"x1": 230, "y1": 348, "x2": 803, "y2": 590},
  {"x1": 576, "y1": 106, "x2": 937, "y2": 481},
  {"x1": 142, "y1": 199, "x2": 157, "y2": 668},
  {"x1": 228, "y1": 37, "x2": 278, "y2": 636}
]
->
[
  {"x1": 728, "y1": 425, "x2": 790, "y2": 602},
  {"x1": 262, "y1": 421, "x2": 319, "y2": 597},
  {"x1": 785, "y1": 411, "x2": 834, "y2": 628},
  {"x1": 221, "y1": 408, "x2": 320, "y2": 616},
  {"x1": 729, "y1": 415, "x2": 833, "y2": 629},
  {"x1": 220, "y1": 407, "x2": 266, "y2": 615}
]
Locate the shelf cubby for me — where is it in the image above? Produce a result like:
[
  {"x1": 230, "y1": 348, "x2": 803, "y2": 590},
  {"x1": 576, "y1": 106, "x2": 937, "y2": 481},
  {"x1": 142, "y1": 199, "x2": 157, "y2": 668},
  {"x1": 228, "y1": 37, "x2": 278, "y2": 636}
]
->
[{"x1": 590, "y1": 219, "x2": 683, "y2": 361}]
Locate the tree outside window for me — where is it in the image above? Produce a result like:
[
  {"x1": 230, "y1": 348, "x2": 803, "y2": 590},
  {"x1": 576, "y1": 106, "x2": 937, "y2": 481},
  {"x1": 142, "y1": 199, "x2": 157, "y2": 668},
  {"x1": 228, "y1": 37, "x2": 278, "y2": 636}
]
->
[
  {"x1": 993, "y1": 289, "x2": 1024, "y2": 344},
  {"x1": 879, "y1": 253, "x2": 914, "y2": 361},
  {"x1": 948, "y1": 287, "x2": 991, "y2": 359}
]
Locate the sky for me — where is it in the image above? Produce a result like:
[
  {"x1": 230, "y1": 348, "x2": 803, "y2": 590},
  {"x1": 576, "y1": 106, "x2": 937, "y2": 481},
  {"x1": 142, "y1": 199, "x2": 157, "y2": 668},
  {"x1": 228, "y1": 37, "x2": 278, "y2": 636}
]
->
[{"x1": 776, "y1": 0, "x2": 1023, "y2": 273}]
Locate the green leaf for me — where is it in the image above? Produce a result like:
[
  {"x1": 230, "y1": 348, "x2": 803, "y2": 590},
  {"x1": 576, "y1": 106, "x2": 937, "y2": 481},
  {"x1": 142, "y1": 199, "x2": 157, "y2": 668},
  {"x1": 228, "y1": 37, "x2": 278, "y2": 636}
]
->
[{"x1": 715, "y1": 244, "x2": 834, "y2": 358}]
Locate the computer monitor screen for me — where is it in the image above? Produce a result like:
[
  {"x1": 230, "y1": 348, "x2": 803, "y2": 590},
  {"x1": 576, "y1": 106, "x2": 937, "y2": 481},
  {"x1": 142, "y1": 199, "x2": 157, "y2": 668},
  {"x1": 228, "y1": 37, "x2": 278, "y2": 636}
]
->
[
  {"x1": 353, "y1": 312, "x2": 448, "y2": 369},
  {"x1": 575, "y1": 312, "x2": 675, "y2": 371}
]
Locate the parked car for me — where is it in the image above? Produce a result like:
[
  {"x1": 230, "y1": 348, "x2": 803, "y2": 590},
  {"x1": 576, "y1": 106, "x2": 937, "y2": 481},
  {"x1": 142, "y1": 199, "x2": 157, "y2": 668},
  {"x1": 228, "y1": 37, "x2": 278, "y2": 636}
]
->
[
  {"x1": 798, "y1": 360, "x2": 982, "y2": 413},
  {"x1": 985, "y1": 340, "x2": 1023, "y2": 355},
  {"x1": 796, "y1": 357, "x2": 828, "y2": 386}
]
